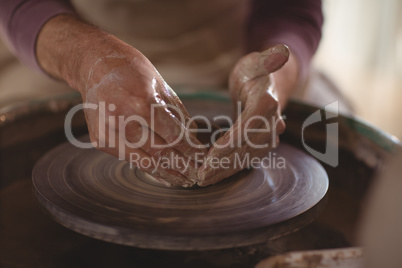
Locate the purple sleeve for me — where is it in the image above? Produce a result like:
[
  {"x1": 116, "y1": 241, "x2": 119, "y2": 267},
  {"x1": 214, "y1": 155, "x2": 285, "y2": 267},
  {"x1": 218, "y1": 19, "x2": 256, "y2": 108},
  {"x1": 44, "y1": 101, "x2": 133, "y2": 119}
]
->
[
  {"x1": 0, "y1": 0, "x2": 75, "y2": 72},
  {"x1": 247, "y1": 0, "x2": 323, "y2": 79}
]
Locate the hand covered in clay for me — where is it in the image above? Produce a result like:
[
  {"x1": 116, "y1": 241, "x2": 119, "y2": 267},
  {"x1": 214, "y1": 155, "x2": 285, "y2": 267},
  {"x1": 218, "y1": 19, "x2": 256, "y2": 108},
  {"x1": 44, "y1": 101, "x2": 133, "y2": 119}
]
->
[
  {"x1": 197, "y1": 44, "x2": 289, "y2": 186},
  {"x1": 81, "y1": 48, "x2": 206, "y2": 187},
  {"x1": 36, "y1": 15, "x2": 208, "y2": 187}
]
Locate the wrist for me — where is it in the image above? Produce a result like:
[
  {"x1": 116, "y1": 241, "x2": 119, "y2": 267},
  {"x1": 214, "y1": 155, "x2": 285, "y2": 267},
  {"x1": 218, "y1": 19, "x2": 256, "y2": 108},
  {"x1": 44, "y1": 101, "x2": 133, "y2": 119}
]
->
[{"x1": 36, "y1": 14, "x2": 134, "y2": 94}]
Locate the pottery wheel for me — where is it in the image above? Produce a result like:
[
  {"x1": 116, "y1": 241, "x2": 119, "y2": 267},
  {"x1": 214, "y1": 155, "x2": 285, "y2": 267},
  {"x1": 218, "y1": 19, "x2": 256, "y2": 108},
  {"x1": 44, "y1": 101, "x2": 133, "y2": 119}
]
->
[{"x1": 32, "y1": 139, "x2": 328, "y2": 250}]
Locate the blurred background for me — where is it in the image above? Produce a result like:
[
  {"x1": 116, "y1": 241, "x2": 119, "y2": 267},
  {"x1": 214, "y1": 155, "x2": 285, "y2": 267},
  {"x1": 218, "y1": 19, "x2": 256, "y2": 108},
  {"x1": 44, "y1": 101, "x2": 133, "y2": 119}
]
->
[{"x1": 313, "y1": 0, "x2": 402, "y2": 139}]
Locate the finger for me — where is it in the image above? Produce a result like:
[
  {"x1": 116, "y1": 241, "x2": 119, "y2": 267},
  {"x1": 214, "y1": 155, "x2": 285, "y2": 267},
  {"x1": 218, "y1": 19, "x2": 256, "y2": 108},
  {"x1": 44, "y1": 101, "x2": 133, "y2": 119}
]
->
[
  {"x1": 118, "y1": 120, "x2": 198, "y2": 183},
  {"x1": 208, "y1": 84, "x2": 282, "y2": 156},
  {"x1": 86, "y1": 97, "x2": 201, "y2": 186},
  {"x1": 150, "y1": 103, "x2": 208, "y2": 159},
  {"x1": 197, "y1": 93, "x2": 285, "y2": 185},
  {"x1": 125, "y1": 145, "x2": 195, "y2": 188},
  {"x1": 134, "y1": 126, "x2": 199, "y2": 181},
  {"x1": 113, "y1": 94, "x2": 207, "y2": 160},
  {"x1": 229, "y1": 44, "x2": 290, "y2": 92},
  {"x1": 198, "y1": 131, "x2": 281, "y2": 186},
  {"x1": 260, "y1": 44, "x2": 290, "y2": 74},
  {"x1": 157, "y1": 85, "x2": 198, "y2": 130},
  {"x1": 101, "y1": 141, "x2": 193, "y2": 187},
  {"x1": 134, "y1": 154, "x2": 195, "y2": 188},
  {"x1": 95, "y1": 119, "x2": 196, "y2": 187}
]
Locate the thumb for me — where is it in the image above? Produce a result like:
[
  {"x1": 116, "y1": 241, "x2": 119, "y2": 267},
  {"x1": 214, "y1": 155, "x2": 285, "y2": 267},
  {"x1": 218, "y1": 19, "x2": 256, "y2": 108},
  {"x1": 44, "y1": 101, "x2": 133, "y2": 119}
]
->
[{"x1": 260, "y1": 44, "x2": 290, "y2": 74}]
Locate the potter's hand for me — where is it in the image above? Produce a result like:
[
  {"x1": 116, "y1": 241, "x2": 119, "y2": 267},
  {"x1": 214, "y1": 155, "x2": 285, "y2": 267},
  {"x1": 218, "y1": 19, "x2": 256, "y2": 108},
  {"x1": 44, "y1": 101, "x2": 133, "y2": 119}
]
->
[
  {"x1": 83, "y1": 51, "x2": 207, "y2": 187},
  {"x1": 36, "y1": 15, "x2": 206, "y2": 187},
  {"x1": 197, "y1": 45, "x2": 289, "y2": 186}
]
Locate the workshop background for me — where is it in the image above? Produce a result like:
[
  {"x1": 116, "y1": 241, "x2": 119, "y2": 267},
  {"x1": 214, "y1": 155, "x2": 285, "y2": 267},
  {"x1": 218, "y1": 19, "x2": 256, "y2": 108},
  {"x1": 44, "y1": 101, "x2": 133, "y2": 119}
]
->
[{"x1": 314, "y1": 0, "x2": 402, "y2": 139}]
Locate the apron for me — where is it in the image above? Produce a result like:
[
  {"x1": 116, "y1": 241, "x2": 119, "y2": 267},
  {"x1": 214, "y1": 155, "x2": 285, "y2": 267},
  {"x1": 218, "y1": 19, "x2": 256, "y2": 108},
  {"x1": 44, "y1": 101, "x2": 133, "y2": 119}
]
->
[{"x1": 70, "y1": 0, "x2": 250, "y2": 86}]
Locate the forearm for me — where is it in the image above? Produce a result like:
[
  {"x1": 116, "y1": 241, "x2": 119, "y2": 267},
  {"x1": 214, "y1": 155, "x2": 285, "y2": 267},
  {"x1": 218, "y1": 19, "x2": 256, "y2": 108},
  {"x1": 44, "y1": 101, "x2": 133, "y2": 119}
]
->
[
  {"x1": 36, "y1": 14, "x2": 134, "y2": 93},
  {"x1": 248, "y1": 0, "x2": 323, "y2": 84},
  {"x1": 0, "y1": 0, "x2": 75, "y2": 70}
]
